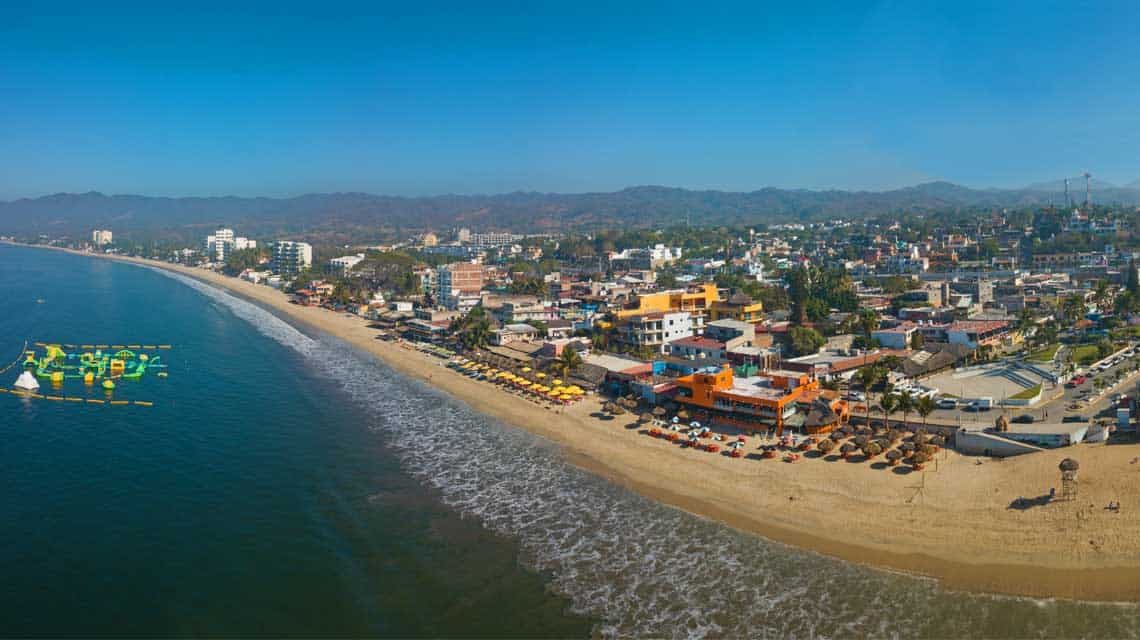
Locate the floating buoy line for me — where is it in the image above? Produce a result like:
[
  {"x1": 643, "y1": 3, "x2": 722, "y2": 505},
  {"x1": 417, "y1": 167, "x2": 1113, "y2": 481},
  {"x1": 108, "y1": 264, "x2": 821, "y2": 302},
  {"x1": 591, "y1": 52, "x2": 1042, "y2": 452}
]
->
[
  {"x1": 0, "y1": 388, "x2": 155, "y2": 406},
  {"x1": 4, "y1": 341, "x2": 170, "y2": 407}
]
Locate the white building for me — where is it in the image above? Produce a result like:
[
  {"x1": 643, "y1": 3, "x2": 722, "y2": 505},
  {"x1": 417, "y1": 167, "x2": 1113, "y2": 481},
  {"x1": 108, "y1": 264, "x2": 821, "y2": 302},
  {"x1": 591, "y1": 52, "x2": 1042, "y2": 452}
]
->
[
  {"x1": 205, "y1": 228, "x2": 256, "y2": 262},
  {"x1": 271, "y1": 240, "x2": 313, "y2": 275},
  {"x1": 91, "y1": 229, "x2": 113, "y2": 246},
  {"x1": 617, "y1": 310, "x2": 694, "y2": 353},
  {"x1": 329, "y1": 253, "x2": 365, "y2": 275}
]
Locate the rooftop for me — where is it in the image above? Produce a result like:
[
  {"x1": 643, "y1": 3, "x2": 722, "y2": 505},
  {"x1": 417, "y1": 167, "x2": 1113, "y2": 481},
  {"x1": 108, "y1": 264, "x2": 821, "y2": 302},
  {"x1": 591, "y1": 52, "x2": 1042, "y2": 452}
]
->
[
  {"x1": 669, "y1": 336, "x2": 725, "y2": 349},
  {"x1": 726, "y1": 376, "x2": 789, "y2": 400}
]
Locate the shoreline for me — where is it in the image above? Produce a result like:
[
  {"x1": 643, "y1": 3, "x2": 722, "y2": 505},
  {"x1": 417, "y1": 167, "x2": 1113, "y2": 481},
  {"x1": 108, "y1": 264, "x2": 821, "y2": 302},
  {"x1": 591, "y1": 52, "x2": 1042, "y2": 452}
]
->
[{"x1": 13, "y1": 243, "x2": 1140, "y2": 603}]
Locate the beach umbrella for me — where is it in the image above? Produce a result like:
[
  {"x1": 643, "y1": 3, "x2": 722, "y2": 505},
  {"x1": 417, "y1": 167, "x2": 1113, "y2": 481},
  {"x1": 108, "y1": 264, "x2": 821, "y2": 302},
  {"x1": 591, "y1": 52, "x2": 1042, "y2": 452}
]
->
[
  {"x1": 653, "y1": 407, "x2": 667, "y2": 417},
  {"x1": 521, "y1": 367, "x2": 531, "y2": 372},
  {"x1": 552, "y1": 379, "x2": 563, "y2": 386},
  {"x1": 911, "y1": 452, "x2": 930, "y2": 469},
  {"x1": 886, "y1": 449, "x2": 903, "y2": 464},
  {"x1": 817, "y1": 439, "x2": 835, "y2": 454},
  {"x1": 639, "y1": 412, "x2": 654, "y2": 423},
  {"x1": 677, "y1": 410, "x2": 691, "y2": 421},
  {"x1": 853, "y1": 435, "x2": 869, "y2": 447},
  {"x1": 1059, "y1": 458, "x2": 1080, "y2": 472},
  {"x1": 930, "y1": 435, "x2": 946, "y2": 447},
  {"x1": 840, "y1": 442, "x2": 857, "y2": 458},
  {"x1": 829, "y1": 431, "x2": 844, "y2": 441},
  {"x1": 899, "y1": 442, "x2": 916, "y2": 453},
  {"x1": 611, "y1": 405, "x2": 626, "y2": 415},
  {"x1": 536, "y1": 372, "x2": 546, "y2": 379},
  {"x1": 862, "y1": 442, "x2": 882, "y2": 458}
]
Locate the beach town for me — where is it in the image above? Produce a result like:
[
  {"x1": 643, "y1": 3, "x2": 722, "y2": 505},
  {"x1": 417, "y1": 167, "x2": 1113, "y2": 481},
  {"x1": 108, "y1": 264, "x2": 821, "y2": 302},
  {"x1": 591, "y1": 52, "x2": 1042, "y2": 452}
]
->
[{"x1": 15, "y1": 198, "x2": 1140, "y2": 601}]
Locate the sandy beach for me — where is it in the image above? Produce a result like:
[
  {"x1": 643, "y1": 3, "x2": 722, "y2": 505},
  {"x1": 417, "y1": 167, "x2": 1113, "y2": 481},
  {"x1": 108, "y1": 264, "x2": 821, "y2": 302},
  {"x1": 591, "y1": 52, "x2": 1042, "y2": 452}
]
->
[{"x1": 27, "y1": 245, "x2": 1140, "y2": 602}]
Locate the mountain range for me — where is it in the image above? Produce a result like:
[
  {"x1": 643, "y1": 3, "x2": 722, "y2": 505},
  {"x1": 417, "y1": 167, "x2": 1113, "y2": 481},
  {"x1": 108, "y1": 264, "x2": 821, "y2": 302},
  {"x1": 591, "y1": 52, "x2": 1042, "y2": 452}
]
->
[{"x1": 4, "y1": 181, "x2": 1140, "y2": 240}]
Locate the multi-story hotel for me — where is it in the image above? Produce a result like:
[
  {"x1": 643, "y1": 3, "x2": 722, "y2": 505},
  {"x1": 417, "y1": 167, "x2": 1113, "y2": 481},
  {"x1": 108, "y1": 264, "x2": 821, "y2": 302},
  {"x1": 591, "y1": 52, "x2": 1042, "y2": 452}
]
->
[{"x1": 271, "y1": 240, "x2": 312, "y2": 275}]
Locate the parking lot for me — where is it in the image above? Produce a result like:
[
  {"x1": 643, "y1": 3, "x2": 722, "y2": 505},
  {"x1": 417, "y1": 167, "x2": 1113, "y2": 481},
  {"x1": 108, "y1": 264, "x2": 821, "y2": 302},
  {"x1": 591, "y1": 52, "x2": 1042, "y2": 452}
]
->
[{"x1": 849, "y1": 343, "x2": 1140, "y2": 428}]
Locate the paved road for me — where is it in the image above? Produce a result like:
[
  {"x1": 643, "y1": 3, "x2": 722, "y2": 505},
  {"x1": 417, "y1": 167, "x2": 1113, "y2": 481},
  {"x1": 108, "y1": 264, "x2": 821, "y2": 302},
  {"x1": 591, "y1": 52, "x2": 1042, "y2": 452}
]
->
[{"x1": 850, "y1": 344, "x2": 1140, "y2": 428}]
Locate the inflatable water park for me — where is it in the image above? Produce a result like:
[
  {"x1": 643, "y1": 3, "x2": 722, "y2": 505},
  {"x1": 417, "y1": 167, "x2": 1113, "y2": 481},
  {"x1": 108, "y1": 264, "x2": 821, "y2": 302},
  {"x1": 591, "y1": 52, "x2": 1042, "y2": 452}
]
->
[{"x1": 0, "y1": 341, "x2": 170, "y2": 406}]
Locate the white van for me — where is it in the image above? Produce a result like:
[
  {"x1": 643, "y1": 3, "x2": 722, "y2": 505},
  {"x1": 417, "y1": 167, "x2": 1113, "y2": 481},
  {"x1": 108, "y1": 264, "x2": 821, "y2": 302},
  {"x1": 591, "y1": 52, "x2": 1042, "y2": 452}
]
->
[{"x1": 971, "y1": 397, "x2": 994, "y2": 410}]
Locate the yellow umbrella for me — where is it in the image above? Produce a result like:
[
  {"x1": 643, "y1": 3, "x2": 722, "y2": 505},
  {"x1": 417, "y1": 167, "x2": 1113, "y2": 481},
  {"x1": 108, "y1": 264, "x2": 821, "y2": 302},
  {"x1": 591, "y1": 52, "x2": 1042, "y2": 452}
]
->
[
  {"x1": 535, "y1": 372, "x2": 546, "y2": 379},
  {"x1": 521, "y1": 367, "x2": 531, "y2": 372}
]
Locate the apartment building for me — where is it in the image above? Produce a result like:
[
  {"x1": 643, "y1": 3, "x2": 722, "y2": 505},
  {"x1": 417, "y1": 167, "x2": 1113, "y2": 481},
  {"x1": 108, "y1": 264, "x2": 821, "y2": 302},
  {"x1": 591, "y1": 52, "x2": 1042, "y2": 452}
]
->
[{"x1": 271, "y1": 240, "x2": 312, "y2": 275}]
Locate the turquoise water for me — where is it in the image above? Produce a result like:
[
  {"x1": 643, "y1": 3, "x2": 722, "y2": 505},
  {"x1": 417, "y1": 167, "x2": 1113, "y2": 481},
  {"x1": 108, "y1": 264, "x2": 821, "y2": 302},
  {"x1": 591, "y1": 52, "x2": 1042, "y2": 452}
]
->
[{"x1": 6, "y1": 243, "x2": 1140, "y2": 638}]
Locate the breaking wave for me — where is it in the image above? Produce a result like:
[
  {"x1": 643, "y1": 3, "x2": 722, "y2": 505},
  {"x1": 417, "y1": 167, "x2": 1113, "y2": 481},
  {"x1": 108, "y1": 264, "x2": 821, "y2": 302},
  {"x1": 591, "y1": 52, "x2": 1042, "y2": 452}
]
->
[{"x1": 156, "y1": 268, "x2": 1140, "y2": 638}]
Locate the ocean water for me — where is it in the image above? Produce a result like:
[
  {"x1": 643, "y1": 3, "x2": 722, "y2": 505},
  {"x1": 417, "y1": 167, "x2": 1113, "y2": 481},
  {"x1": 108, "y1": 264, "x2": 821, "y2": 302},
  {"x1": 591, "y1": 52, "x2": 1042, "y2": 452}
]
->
[{"x1": 4, "y1": 243, "x2": 1140, "y2": 639}]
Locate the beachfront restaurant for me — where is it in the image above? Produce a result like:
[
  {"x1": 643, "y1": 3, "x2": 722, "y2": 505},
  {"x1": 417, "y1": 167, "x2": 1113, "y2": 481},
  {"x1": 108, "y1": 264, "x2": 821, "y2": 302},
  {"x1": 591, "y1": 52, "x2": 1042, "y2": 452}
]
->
[{"x1": 671, "y1": 364, "x2": 818, "y2": 434}]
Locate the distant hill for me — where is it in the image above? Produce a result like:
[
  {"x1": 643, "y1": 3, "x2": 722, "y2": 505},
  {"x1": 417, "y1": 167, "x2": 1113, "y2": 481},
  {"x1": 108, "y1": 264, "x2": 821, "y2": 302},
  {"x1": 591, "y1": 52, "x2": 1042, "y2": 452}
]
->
[{"x1": 4, "y1": 181, "x2": 1140, "y2": 239}]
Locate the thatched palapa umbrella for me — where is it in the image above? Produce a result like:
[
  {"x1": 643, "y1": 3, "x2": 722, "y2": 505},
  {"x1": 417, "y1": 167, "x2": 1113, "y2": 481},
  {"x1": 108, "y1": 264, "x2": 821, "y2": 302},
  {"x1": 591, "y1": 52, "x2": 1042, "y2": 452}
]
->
[
  {"x1": 911, "y1": 451, "x2": 930, "y2": 470},
  {"x1": 652, "y1": 407, "x2": 667, "y2": 417},
  {"x1": 639, "y1": 412, "x2": 654, "y2": 424},
  {"x1": 677, "y1": 409, "x2": 691, "y2": 421},
  {"x1": 840, "y1": 442, "x2": 857, "y2": 459},
  {"x1": 1059, "y1": 458, "x2": 1080, "y2": 473},
  {"x1": 817, "y1": 438, "x2": 836, "y2": 454},
  {"x1": 862, "y1": 441, "x2": 883, "y2": 458},
  {"x1": 885, "y1": 449, "x2": 903, "y2": 465}
]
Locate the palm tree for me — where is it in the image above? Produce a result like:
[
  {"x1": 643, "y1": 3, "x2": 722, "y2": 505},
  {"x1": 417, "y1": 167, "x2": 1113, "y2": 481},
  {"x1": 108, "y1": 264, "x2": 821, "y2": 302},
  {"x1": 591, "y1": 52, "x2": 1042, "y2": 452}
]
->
[
  {"x1": 897, "y1": 390, "x2": 914, "y2": 429},
  {"x1": 916, "y1": 395, "x2": 935, "y2": 430},
  {"x1": 558, "y1": 346, "x2": 582, "y2": 378},
  {"x1": 856, "y1": 364, "x2": 881, "y2": 425},
  {"x1": 878, "y1": 393, "x2": 898, "y2": 430}
]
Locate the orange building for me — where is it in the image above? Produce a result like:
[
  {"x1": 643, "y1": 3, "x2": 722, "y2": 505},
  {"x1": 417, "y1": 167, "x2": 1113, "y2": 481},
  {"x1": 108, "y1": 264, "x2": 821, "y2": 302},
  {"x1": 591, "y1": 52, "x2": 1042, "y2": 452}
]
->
[
  {"x1": 673, "y1": 365, "x2": 818, "y2": 434},
  {"x1": 616, "y1": 284, "x2": 721, "y2": 328}
]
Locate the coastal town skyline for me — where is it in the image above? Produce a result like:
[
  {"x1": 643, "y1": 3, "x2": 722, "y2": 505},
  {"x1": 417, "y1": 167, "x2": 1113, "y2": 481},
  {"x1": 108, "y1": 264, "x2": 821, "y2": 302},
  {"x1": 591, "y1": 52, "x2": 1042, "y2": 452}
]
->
[{"x1": 11, "y1": 1, "x2": 1140, "y2": 636}]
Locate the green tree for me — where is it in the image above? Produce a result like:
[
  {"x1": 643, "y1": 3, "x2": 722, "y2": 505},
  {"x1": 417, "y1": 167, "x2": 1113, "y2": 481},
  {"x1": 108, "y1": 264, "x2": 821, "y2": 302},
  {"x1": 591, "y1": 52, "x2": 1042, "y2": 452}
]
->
[
  {"x1": 788, "y1": 265, "x2": 810, "y2": 325},
  {"x1": 909, "y1": 331, "x2": 924, "y2": 350},
  {"x1": 897, "y1": 390, "x2": 914, "y2": 429},
  {"x1": 878, "y1": 393, "x2": 898, "y2": 430},
  {"x1": 558, "y1": 347, "x2": 583, "y2": 378},
  {"x1": 452, "y1": 306, "x2": 492, "y2": 350},
  {"x1": 788, "y1": 326, "x2": 826, "y2": 356},
  {"x1": 915, "y1": 395, "x2": 936, "y2": 429}
]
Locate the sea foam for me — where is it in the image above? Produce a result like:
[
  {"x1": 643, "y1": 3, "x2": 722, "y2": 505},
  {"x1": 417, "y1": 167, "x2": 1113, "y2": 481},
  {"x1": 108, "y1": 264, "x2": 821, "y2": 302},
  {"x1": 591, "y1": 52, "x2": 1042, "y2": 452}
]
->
[{"x1": 153, "y1": 268, "x2": 1140, "y2": 639}]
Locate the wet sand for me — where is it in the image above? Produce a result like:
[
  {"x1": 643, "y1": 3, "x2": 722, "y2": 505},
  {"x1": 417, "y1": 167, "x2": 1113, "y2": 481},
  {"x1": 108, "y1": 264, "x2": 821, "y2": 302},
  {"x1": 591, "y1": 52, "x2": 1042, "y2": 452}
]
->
[{"x1": 28, "y1": 245, "x2": 1140, "y2": 602}]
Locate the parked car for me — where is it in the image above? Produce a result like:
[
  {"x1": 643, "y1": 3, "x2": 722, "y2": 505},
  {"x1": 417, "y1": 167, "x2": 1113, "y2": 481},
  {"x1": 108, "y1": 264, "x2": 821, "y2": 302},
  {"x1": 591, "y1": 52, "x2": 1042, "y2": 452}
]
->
[
  {"x1": 971, "y1": 397, "x2": 994, "y2": 410},
  {"x1": 936, "y1": 398, "x2": 958, "y2": 409},
  {"x1": 1011, "y1": 414, "x2": 1035, "y2": 424},
  {"x1": 1062, "y1": 415, "x2": 1087, "y2": 423}
]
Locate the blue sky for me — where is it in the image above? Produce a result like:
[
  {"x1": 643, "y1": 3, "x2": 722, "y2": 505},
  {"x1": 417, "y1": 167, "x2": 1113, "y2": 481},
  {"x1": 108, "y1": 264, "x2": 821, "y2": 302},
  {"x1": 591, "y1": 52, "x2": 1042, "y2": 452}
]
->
[{"x1": 3, "y1": 0, "x2": 1140, "y2": 198}]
